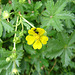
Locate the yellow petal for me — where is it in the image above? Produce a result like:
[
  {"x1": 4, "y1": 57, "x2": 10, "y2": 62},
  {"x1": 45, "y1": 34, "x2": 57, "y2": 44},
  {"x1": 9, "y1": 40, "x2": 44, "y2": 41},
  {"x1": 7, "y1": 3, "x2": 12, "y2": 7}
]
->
[
  {"x1": 33, "y1": 40, "x2": 42, "y2": 49},
  {"x1": 26, "y1": 35, "x2": 35, "y2": 45},
  {"x1": 40, "y1": 36, "x2": 48, "y2": 44},
  {"x1": 28, "y1": 30, "x2": 35, "y2": 35},
  {"x1": 37, "y1": 28, "x2": 45, "y2": 35},
  {"x1": 28, "y1": 28, "x2": 37, "y2": 35},
  {"x1": 31, "y1": 28, "x2": 36, "y2": 30}
]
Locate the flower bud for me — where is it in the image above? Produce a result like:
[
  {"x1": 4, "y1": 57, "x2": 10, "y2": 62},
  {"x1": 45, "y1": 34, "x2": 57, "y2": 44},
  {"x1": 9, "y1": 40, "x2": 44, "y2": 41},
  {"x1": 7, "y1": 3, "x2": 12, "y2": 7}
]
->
[
  {"x1": 6, "y1": 57, "x2": 10, "y2": 62},
  {"x1": 12, "y1": 68, "x2": 18, "y2": 74},
  {"x1": 2, "y1": 10, "x2": 10, "y2": 19},
  {"x1": 13, "y1": 37, "x2": 21, "y2": 43}
]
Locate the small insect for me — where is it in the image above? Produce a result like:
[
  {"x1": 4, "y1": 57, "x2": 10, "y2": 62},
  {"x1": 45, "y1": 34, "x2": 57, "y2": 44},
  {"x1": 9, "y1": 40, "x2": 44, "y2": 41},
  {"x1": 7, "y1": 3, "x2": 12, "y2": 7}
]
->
[
  {"x1": 34, "y1": 28, "x2": 37, "y2": 31},
  {"x1": 34, "y1": 29, "x2": 39, "y2": 34},
  {"x1": 35, "y1": 31, "x2": 39, "y2": 34}
]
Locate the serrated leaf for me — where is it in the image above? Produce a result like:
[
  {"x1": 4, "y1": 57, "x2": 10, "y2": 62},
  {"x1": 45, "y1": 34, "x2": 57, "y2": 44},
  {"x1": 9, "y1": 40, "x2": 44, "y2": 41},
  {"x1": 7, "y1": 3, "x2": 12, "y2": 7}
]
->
[
  {"x1": 52, "y1": 18, "x2": 63, "y2": 31},
  {"x1": 65, "y1": 19, "x2": 73, "y2": 28},
  {"x1": 61, "y1": 49, "x2": 71, "y2": 67},
  {"x1": 24, "y1": 44, "x2": 36, "y2": 55},
  {"x1": 16, "y1": 50, "x2": 24, "y2": 67},
  {"x1": 2, "y1": 3, "x2": 12, "y2": 12},
  {"x1": 55, "y1": 11, "x2": 74, "y2": 19},
  {"x1": 34, "y1": 1, "x2": 42, "y2": 10},
  {"x1": 46, "y1": 0, "x2": 54, "y2": 15},
  {"x1": 57, "y1": 32, "x2": 69, "y2": 44},
  {"x1": 54, "y1": 0, "x2": 67, "y2": 14},
  {"x1": 0, "y1": 48, "x2": 12, "y2": 57},
  {"x1": 46, "y1": 39, "x2": 63, "y2": 59},
  {"x1": 1, "y1": 20, "x2": 14, "y2": 32},
  {"x1": 68, "y1": 30, "x2": 75, "y2": 45},
  {"x1": 0, "y1": 22, "x2": 3, "y2": 37}
]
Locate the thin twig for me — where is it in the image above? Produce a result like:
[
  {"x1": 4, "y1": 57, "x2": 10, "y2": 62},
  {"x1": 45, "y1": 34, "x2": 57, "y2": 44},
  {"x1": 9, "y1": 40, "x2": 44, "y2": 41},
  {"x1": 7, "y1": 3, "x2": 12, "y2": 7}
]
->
[
  {"x1": 20, "y1": 14, "x2": 35, "y2": 28},
  {"x1": 48, "y1": 59, "x2": 56, "y2": 75},
  {"x1": 28, "y1": 0, "x2": 31, "y2": 4}
]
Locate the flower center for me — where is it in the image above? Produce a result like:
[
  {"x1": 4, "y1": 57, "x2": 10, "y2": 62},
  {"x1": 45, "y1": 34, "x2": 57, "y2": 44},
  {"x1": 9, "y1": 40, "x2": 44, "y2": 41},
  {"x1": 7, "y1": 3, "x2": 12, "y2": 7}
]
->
[{"x1": 35, "y1": 35, "x2": 40, "y2": 40}]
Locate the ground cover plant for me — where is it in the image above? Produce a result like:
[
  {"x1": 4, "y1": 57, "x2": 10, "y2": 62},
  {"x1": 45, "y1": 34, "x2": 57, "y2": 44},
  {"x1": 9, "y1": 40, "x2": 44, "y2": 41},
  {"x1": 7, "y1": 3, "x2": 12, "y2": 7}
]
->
[{"x1": 0, "y1": 0, "x2": 75, "y2": 75}]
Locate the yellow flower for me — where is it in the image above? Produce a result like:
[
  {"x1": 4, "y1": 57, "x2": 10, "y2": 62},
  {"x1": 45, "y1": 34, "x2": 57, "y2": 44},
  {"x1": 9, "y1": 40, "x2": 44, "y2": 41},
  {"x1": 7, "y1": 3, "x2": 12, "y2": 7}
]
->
[{"x1": 26, "y1": 28, "x2": 48, "y2": 49}]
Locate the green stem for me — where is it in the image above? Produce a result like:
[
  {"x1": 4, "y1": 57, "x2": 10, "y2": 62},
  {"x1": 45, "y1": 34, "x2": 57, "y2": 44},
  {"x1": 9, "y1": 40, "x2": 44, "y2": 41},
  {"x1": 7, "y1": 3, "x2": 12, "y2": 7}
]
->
[
  {"x1": 20, "y1": 14, "x2": 35, "y2": 28},
  {"x1": 7, "y1": 18, "x2": 9, "y2": 22},
  {"x1": 13, "y1": 17, "x2": 19, "y2": 50},
  {"x1": 20, "y1": 17, "x2": 24, "y2": 32}
]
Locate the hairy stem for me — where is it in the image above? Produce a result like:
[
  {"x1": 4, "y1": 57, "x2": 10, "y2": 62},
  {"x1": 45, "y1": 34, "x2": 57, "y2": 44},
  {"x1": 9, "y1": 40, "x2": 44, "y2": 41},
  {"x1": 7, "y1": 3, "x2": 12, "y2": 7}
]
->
[
  {"x1": 13, "y1": 17, "x2": 19, "y2": 50},
  {"x1": 20, "y1": 14, "x2": 35, "y2": 28}
]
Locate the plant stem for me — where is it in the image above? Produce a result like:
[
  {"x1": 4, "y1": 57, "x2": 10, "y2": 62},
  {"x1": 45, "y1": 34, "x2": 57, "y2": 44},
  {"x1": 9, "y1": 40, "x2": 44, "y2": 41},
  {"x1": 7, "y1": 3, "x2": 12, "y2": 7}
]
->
[
  {"x1": 48, "y1": 59, "x2": 56, "y2": 75},
  {"x1": 7, "y1": 18, "x2": 9, "y2": 22},
  {"x1": 20, "y1": 14, "x2": 35, "y2": 28},
  {"x1": 20, "y1": 17, "x2": 24, "y2": 32},
  {"x1": 13, "y1": 17, "x2": 19, "y2": 50}
]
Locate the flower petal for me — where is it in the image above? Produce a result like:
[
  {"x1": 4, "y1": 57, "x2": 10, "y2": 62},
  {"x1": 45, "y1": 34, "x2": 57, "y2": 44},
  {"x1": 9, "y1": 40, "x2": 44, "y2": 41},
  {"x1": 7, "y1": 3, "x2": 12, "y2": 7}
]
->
[
  {"x1": 28, "y1": 30, "x2": 35, "y2": 35},
  {"x1": 26, "y1": 35, "x2": 35, "y2": 45},
  {"x1": 28, "y1": 28, "x2": 36, "y2": 35},
  {"x1": 40, "y1": 36, "x2": 48, "y2": 44},
  {"x1": 37, "y1": 28, "x2": 45, "y2": 35},
  {"x1": 33, "y1": 40, "x2": 42, "y2": 49}
]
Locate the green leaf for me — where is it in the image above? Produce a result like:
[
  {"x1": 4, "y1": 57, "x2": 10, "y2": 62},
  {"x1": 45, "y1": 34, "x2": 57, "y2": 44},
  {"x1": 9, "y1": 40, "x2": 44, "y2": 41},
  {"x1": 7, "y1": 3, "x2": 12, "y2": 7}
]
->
[
  {"x1": 21, "y1": 60, "x2": 30, "y2": 74},
  {"x1": 24, "y1": 44, "x2": 36, "y2": 55},
  {"x1": 23, "y1": 21, "x2": 30, "y2": 30},
  {"x1": 0, "y1": 58, "x2": 12, "y2": 73},
  {"x1": 61, "y1": 49, "x2": 72, "y2": 67},
  {"x1": 57, "y1": 32, "x2": 69, "y2": 44},
  {"x1": 68, "y1": 30, "x2": 75, "y2": 45},
  {"x1": 46, "y1": 39, "x2": 63, "y2": 59},
  {"x1": 1, "y1": 20, "x2": 14, "y2": 32},
  {"x1": 51, "y1": 18, "x2": 63, "y2": 31},
  {"x1": 0, "y1": 22, "x2": 3, "y2": 37},
  {"x1": 16, "y1": 50, "x2": 24, "y2": 67},
  {"x1": 55, "y1": 11, "x2": 74, "y2": 19},
  {"x1": 34, "y1": 1, "x2": 42, "y2": 10},
  {"x1": 35, "y1": 61, "x2": 41, "y2": 72},
  {"x1": 65, "y1": 19, "x2": 73, "y2": 28},
  {"x1": 2, "y1": 3, "x2": 12, "y2": 12},
  {"x1": 12, "y1": 0, "x2": 18, "y2": 10},
  {"x1": 54, "y1": 0, "x2": 67, "y2": 14},
  {"x1": 0, "y1": 48, "x2": 12, "y2": 57},
  {"x1": 46, "y1": 0, "x2": 54, "y2": 15}
]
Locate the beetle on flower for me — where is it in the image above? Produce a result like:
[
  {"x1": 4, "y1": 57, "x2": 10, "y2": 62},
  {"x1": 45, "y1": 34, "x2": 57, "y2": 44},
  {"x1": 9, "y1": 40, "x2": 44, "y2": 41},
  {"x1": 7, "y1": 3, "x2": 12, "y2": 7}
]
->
[{"x1": 26, "y1": 28, "x2": 48, "y2": 49}]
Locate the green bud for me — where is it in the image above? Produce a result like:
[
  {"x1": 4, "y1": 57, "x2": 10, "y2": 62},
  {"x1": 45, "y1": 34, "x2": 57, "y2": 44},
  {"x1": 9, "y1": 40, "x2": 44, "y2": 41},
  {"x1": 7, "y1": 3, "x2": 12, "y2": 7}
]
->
[
  {"x1": 12, "y1": 68, "x2": 18, "y2": 74},
  {"x1": 13, "y1": 37, "x2": 21, "y2": 43},
  {"x1": 2, "y1": 10, "x2": 10, "y2": 19},
  {"x1": 6, "y1": 57, "x2": 10, "y2": 62},
  {"x1": 10, "y1": 53, "x2": 16, "y2": 59}
]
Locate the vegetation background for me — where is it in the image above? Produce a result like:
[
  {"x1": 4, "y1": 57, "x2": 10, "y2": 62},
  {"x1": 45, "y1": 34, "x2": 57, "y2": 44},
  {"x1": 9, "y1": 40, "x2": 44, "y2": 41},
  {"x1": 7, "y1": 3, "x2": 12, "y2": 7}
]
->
[{"x1": 0, "y1": 0, "x2": 75, "y2": 75}]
